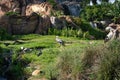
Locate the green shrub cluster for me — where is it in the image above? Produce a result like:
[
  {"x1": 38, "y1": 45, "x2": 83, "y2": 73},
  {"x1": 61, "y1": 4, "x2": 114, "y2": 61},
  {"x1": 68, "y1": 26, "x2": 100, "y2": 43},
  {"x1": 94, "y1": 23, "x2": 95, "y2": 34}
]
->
[
  {"x1": 48, "y1": 18, "x2": 106, "y2": 40},
  {"x1": 0, "y1": 28, "x2": 12, "y2": 40},
  {"x1": 52, "y1": 40, "x2": 120, "y2": 80},
  {"x1": 5, "y1": 11, "x2": 19, "y2": 16},
  {"x1": 48, "y1": 28, "x2": 83, "y2": 38},
  {"x1": 82, "y1": 40, "x2": 120, "y2": 80},
  {"x1": 54, "y1": 47, "x2": 83, "y2": 80},
  {"x1": 80, "y1": 21, "x2": 106, "y2": 39},
  {"x1": 97, "y1": 40, "x2": 120, "y2": 80}
]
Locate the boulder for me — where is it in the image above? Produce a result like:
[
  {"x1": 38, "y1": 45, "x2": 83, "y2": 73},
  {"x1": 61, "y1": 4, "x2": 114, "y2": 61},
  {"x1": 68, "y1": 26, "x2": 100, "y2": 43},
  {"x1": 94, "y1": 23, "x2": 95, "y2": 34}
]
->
[
  {"x1": 59, "y1": 16, "x2": 79, "y2": 29},
  {"x1": 60, "y1": 1, "x2": 81, "y2": 16},
  {"x1": 50, "y1": 16, "x2": 66, "y2": 29},
  {"x1": 0, "y1": 16, "x2": 12, "y2": 34},
  {"x1": 35, "y1": 15, "x2": 51, "y2": 34},
  {"x1": 9, "y1": 13, "x2": 39, "y2": 34},
  {"x1": 32, "y1": 69, "x2": 40, "y2": 76},
  {"x1": 26, "y1": 2, "x2": 52, "y2": 16},
  {"x1": 0, "y1": 0, "x2": 20, "y2": 14}
]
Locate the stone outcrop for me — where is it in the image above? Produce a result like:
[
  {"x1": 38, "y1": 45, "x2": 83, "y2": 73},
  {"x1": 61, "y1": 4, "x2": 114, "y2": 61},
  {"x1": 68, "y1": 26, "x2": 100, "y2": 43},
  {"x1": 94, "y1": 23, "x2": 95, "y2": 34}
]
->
[
  {"x1": 0, "y1": 1, "x2": 52, "y2": 35},
  {"x1": 50, "y1": 16, "x2": 66, "y2": 29},
  {"x1": 60, "y1": 1, "x2": 81, "y2": 16},
  {"x1": 26, "y1": 2, "x2": 52, "y2": 16},
  {"x1": 9, "y1": 13, "x2": 39, "y2": 34},
  {"x1": 0, "y1": 0, "x2": 82, "y2": 35},
  {"x1": 0, "y1": 0, "x2": 48, "y2": 16},
  {"x1": 0, "y1": 0, "x2": 20, "y2": 15},
  {"x1": 0, "y1": 13, "x2": 51, "y2": 35},
  {"x1": 35, "y1": 15, "x2": 51, "y2": 34}
]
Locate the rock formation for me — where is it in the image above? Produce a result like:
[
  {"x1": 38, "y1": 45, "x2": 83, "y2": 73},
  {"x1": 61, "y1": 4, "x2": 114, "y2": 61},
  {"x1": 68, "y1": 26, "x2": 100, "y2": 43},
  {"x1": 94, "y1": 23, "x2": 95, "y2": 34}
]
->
[
  {"x1": 60, "y1": 1, "x2": 81, "y2": 16},
  {"x1": 0, "y1": 0, "x2": 82, "y2": 35},
  {"x1": 35, "y1": 15, "x2": 51, "y2": 34},
  {"x1": 9, "y1": 13, "x2": 39, "y2": 34},
  {"x1": 26, "y1": 2, "x2": 52, "y2": 16}
]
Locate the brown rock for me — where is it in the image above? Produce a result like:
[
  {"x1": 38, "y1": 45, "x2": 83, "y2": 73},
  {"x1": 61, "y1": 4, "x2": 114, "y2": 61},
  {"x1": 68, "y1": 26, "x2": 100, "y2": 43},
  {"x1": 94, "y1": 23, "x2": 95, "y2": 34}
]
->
[
  {"x1": 32, "y1": 69, "x2": 40, "y2": 76},
  {"x1": 26, "y1": 2, "x2": 52, "y2": 16},
  {"x1": 35, "y1": 15, "x2": 51, "y2": 34},
  {"x1": 9, "y1": 13, "x2": 39, "y2": 34},
  {"x1": 0, "y1": 0, "x2": 20, "y2": 14},
  {"x1": 50, "y1": 16, "x2": 66, "y2": 29}
]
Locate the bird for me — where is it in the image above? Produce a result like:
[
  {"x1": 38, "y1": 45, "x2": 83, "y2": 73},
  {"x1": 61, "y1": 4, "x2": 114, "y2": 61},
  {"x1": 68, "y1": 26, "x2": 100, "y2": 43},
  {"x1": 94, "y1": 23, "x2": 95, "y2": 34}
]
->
[
  {"x1": 55, "y1": 36, "x2": 65, "y2": 46},
  {"x1": 20, "y1": 46, "x2": 32, "y2": 53}
]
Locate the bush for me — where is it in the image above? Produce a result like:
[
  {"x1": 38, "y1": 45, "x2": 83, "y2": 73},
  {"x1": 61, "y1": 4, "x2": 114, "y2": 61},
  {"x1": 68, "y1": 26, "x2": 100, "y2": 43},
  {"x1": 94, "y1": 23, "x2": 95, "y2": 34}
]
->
[
  {"x1": 56, "y1": 47, "x2": 83, "y2": 80},
  {"x1": 5, "y1": 11, "x2": 19, "y2": 16},
  {"x1": 80, "y1": 21, "x2": 106, "y2": 39},
  {"x1": 81, "y1": 40, "x2": 120, "y2": 80},
  {"x1": 48, "y1": 28, "x2": 84, "y2": 38},
  {"x1": 0, "y1": 28, "x2": 12, "y2": 40},
  {"x1": 97, "y1": 40, "x2": 120, "y2": 80}
]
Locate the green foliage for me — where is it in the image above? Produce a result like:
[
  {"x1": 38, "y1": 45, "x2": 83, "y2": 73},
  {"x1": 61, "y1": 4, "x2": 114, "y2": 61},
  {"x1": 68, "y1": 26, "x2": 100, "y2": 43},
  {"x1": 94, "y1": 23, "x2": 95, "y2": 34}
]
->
[
  {"x1": 108, "y1": 1, "x2": 120, "y2": 22},
  {"x1": 52, "y1": 10, "x2": 64, "y2": 17},
  {"x1": 56, "y1": 47, "x2": 83, "y2": 80},
  {"x1": 48, "y1": 0, "x2": 56, "y2": 6},
  {"x1": 0, "y1": 28, "x2": 12, "y2": 40},
  {"x1": 0, "y1": 34, "x2": 107, "y2": 80},
  {"x1": 81, "y1": 3, "x2": 113, "y2": 21},
  {"x1": 82, "y1": 40, "x2": 120, "y2": 80},
  {"x1": 97, "y1": 40, "x2": 120, "y2": 80},
  {"x1": 80, "y1": 21, "x2": 106, "y2": 39},
  {"x1": 5, "y1": 11, "x2": 19, "y2": 16},
  {"x1": 48, "y1": 28, "x2": 84, "y2": 38},
  {"x1": 44, "y1": 62, "x2": 58, "y2": 80}
]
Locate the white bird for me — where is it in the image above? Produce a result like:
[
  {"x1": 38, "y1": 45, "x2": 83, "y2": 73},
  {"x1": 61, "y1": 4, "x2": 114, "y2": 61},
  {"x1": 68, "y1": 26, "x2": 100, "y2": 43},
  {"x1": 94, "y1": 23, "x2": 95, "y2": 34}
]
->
[
  {"x1": 20, "y1": 47, "x2": 32, "y2": 53},
  {"x1": 56, "y1": 36, "x2": 65, "y2": 46}
]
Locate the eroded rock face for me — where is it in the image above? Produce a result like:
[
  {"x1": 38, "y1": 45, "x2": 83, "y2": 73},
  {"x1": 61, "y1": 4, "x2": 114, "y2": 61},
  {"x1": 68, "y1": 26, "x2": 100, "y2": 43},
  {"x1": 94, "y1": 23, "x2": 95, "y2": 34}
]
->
[
  {"x1": 0, "y1": 0, "x2": 81, "y2": 35},
  {"x1": 61, "y1": 1, "x2": 81, "y2": 16},
  {"x1": 26, "y1": 2, "x2": 52, "y2": 16},
  {"x1": 50, "y1": 16, "x2": 66, "y2": 29},
  {"x1": 35, "y1": 15, "x2": 51, "y2": 34},
  {"x1": 0, "y1": 0, "x2": 20, "y2": 14},
  {"x1": 0, "y1": 16, "x2": 12, "y2": 34},
  {"x1": 9, "y1": 13, "x2": 39, "y2": 34}
]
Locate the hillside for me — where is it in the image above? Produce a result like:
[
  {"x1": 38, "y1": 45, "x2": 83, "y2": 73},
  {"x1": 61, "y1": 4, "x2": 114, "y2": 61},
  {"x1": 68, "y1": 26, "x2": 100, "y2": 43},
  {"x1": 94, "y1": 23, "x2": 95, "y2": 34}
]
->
[{"x1": 0, "y1": 0, "x2": 120, "y2": 80}]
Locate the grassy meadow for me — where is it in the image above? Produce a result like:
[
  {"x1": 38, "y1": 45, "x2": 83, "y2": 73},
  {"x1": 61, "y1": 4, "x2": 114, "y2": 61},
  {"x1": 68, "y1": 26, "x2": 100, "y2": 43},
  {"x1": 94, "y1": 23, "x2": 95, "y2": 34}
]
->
[{"x1": 0, "y1": 34, "x2": 120, "y2": 80}]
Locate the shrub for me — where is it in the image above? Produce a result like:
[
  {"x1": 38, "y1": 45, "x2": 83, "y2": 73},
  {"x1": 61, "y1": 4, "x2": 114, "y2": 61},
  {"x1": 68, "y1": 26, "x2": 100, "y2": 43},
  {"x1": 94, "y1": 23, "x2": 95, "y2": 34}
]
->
[
  {"x1": 5, "y1": 11, "x2": 19, "y2": 16},
  {"x1": 48, "y1": 27, "x2": 83, "y2": 38},
  {"x1": 0, "y1": 28, "x2": 12, "y2": 40},
  {"x1": 81, "y1": 40, "x2": 120, "y2": 80},
  {"x1": 97, "y1": 40, "x2": 120, "y2": 80},
  {"x1": 56, "y1": 47, "x2": 83, "y2": 80},
  {"x1": 80, "y1": 21, "x2": 106, "y2": 39}
]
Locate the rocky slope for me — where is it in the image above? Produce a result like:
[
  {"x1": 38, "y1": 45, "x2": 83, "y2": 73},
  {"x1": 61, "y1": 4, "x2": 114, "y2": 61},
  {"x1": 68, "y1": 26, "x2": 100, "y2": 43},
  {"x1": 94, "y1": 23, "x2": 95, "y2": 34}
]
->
[{"x1": 0, "y1": 0, "x2": 82, "y2": 34}]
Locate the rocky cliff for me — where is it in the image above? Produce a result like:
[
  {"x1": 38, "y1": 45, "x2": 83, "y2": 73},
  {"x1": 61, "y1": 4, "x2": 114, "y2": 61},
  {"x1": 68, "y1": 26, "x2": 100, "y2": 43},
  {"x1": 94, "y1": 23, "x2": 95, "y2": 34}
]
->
[{"x1": 0, "y1": 0, "x2": 81, "y2": 34}]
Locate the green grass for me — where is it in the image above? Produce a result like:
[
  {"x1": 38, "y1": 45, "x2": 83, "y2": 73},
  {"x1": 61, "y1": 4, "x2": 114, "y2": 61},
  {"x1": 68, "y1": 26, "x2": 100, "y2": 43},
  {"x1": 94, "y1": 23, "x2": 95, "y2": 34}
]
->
[{"x1": 0, "y1": 34, "x2": 103, "y2": 80}]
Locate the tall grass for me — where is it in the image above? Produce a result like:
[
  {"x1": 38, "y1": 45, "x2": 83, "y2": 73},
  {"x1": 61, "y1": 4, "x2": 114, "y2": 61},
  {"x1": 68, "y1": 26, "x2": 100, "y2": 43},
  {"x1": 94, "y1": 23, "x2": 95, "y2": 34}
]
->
[
  {"x1": 56, "y1": 47, "x2": 83, "y2": 80},
  {"x1": 48, "y1": 28, "x2": 84, "y2": 38},
  {"x1": 97, "y1": 40, "x2": 120, "y2": 80},
  {"x1": 81, "y1": 40, "x2": 120, "y2": 80}
]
